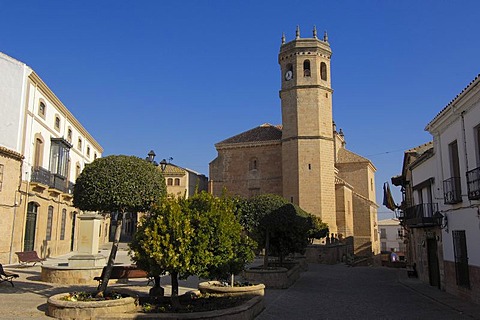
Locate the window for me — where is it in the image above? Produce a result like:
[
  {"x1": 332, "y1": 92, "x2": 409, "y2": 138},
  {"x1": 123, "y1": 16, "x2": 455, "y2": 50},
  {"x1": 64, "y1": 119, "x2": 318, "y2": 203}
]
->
[
  {"x1": 38, "y1": 102, "x2": 46, "y2": 117},
  {"x1": 452, "y1": 230, "x2": 470, "y2": 288},
  {"x1": 444, "y1": 140, "x2": 462, "y2": 204},
  {"x1": 380, "y1": 228, "x2": 386, "y2": 239},
  {"x1": 77, "y1": 138, "x2": 82, "y2": 150},
  {"x1": 33, "y1": 137, "x2": 44, "y2": 168},
  {"x1": 75, "y1": 163, "x2": 81, "y2": 179},
  {"x1": 381, "y1": 242, "x2": 387, "y2": 252},
  {"x1": 49, "y1": 138, "x2": 71, "y2": 177},
  {"x1": 0, "y1": 164, "x2": 3, "y2": 191},
  {"x1": 320, "y1": 62, "x2": 327, "y2": 81},
  {"x1": 167, "y1": 178, "x2": 173, "y2": 186},
  {"x1": 94, "y1": 152, "x2": 97, "y2": 160},
  {"x1": 249, "y1": 157, "x2": 258, "y2": 171},
  {"x1": 60, "y1": 209, "x2": 67, "y2": 240},
  {"x1": 174, "y1": 178, "x2": 180, "y2": 186},
  {"x1": 54, "y1": 116, "x2": 61, "y2": 131},
  {"x1": 303, "y1": 60, "x2": 311, "y2": 77},
  {"x1": 67, "y1": 128, "x2": 72, "y2": 142},
  {"x1": 86, "y1": 146, "x2": 91, "y2": 158},
  {"x1": 46, "y1": 206, "x2": 54, "y2": 241},
  {"x1": 475, "y1": 125, "x2": 480, "y2": 167}
]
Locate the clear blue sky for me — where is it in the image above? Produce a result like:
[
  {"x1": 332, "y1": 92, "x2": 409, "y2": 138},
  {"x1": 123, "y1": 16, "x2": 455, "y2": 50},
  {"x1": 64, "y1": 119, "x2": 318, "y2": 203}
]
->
[{"x1": 2, "y1": 1, "x2": 480, "y2": 220}]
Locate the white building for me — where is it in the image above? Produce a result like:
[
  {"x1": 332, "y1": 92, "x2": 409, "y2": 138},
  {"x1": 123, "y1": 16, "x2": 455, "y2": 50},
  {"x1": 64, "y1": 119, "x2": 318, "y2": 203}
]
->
[
  {"x1": 378, "y1": 218, "x2": 405, "y2": 254},
  {"x1": 393, "y1": 74, "x2": 480, "y2": 304},
  {"x1": 425, "y1": 73, "x2": 480, "y2": 304},
  {"x1": 0, "y1": 52, "x2": 107, "y2": 263}
]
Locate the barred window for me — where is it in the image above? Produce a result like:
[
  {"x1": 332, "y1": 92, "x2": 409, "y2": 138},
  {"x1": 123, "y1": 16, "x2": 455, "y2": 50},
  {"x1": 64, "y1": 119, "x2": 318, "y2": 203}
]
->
[
  {"x1": 46, "y1": 206, "x2": 54, "y2": 241},
  {"x1": 60, "y1": 209, "x2": 67, "y2": 240}
]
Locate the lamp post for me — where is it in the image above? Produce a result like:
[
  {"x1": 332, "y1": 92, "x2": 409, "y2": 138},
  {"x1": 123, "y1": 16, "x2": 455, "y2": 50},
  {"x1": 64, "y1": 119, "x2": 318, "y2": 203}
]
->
[
  {"x1": 160, "y1": 158, "x2": 168, "y2": 172},
  {"x1": 433, "y1": 211, "x2": 448, "y2": 231}
]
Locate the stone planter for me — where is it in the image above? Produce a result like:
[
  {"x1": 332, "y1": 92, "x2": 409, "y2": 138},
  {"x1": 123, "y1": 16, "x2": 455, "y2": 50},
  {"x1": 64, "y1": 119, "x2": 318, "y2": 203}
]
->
[
  {"x1": 95, "y1": 295, "x2": 265, "y2": 320},
  {"x1": 47, "y1": 293, "x2": 137, "y2": 319},
  {"x1": 42, "y1": 265, "x2": 103, "y2": 285},
  {"x1": 243, "y1": 263, "x2": 302, "y2": 289},
  {"x1": 198, "y1": 280, "x2": 265, "y2": 297}
]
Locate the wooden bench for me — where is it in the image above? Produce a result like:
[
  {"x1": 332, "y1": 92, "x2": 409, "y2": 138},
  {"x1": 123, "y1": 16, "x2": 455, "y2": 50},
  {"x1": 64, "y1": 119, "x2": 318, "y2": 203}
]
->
[
  {"x1": 0, "y1": 264, "x2": 19, "y2": 287},
  {"x1": 94, "y1": 265, "x2": 152, "y2": 288},
  {"x1": 15, "y1": 251, "x2": 45, "y2": 266}
]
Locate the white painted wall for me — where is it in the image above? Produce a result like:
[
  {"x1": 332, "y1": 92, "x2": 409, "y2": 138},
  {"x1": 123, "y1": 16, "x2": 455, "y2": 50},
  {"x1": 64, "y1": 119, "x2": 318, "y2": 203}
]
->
[
  {"x1": 426, "y1": 78, "x2": 480, "y2": 267},
  {"x1": 0, "y1": 53, "x2": 28, "y2": 152}
]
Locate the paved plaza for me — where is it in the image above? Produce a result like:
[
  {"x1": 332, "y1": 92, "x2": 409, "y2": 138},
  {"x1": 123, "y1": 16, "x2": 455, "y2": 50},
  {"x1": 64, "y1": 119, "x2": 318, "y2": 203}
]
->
[{"x1": 1, "y1": 246, "x2": 480, "y2": 319}]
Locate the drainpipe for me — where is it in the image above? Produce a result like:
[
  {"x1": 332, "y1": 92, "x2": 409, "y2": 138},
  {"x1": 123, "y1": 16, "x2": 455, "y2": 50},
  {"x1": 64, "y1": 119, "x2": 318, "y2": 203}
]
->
[{"x1": 460, "y1": 112, "x2": 469, "y2": 172}]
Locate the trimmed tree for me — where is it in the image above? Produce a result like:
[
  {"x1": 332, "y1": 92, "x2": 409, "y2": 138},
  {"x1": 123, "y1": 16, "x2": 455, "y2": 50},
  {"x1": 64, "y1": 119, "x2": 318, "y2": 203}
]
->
[
  {"x1": 129, "y1": 192, "x2": 255, "y2": 309},
  {"x1": 73, "y1": 155, "x2": 166, "y2": 296}
]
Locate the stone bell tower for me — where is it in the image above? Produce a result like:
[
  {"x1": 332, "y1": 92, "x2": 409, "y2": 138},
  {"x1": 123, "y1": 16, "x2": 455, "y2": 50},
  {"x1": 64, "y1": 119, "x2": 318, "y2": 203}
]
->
[{"x1": 279, "y1": 26, "x2": 337, "y2": 233}]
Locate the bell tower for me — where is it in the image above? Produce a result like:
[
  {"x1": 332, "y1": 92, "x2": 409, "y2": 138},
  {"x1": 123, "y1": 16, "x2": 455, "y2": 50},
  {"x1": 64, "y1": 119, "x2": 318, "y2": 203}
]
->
[{"x1": 279, "y1": 26, "x2": 337, "y2": 232}]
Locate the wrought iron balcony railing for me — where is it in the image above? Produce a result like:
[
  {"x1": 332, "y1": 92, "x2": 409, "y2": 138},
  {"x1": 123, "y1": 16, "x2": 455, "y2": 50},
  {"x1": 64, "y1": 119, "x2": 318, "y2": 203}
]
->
[
  {"x1": 467, "y1": 167, "x2": 480, "y2": 200},
  {"x1": 402, "y1": 203, "x2": 438, "y2": 228},
  {"x1": 31, "y1": 166, "x2": 74, "y2": 194},
  {"x1": 443, "y1": 176, "x2": 462, "y2": 204}
]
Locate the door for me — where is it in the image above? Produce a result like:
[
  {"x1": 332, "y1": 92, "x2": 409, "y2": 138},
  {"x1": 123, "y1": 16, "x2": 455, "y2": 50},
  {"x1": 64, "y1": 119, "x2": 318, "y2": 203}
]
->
[
  {"x1": 24, "y1": 202, "x2": 38, "y2": 252},
  {"x1": 427, "y1": 238, "x2": 440, "y2": 288},
  {"x1": 70, "y1": 212, "x2": 77, "y2": 251}
]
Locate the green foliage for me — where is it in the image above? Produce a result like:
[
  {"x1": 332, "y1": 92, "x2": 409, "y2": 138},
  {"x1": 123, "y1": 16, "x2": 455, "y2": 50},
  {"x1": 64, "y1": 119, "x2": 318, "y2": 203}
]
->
[
  {"x1": 73, "y1": 155, "x2": 166, "y2": 214},
  {"x1": 129, "y1": 192, "x2": 256, "y2": 292},
  {"x1": 307, "y1": 215, "x2": 329, "y2": 242},
  {"x1": 259, "y1": 203, "x2": 323, "y2": 264},
  {"x1": 236, "y1": 194, "x2": 288, "y2": 239}
]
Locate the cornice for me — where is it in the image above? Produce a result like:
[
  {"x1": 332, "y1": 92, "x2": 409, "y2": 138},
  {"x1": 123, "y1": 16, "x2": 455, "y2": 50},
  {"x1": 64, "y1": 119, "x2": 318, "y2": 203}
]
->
[
  {"x1": 215, "y1": 139, "x2": 281, "y2": 150},
  {"x1": 28, "y1": 72, "x2": 104, "y2": 153},
  {"x1": 280, "y1": 84, "x2": 333, "y2": 94},
  {"x1": 0, "y1": 146, "x2": 24, "y2": 161}
]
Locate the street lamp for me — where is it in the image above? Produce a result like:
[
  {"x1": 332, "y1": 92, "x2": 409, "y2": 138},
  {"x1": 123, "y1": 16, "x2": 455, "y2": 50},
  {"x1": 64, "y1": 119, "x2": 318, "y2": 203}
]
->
[
  {"x1": 433, "y1": 211, "x2": 448, "y2": 230},
  {"x1": 159, "y1": 159, "x2": 168, "y2": 172},
  {"x1": 146, "y1": 150, "x2": 156, "y2": 164}
]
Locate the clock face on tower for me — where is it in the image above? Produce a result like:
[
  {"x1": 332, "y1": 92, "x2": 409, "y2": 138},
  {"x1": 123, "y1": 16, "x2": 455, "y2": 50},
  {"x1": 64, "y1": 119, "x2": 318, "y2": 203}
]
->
[{"x1": 285, "y1": 70, "x2": 293, "y2": 81}]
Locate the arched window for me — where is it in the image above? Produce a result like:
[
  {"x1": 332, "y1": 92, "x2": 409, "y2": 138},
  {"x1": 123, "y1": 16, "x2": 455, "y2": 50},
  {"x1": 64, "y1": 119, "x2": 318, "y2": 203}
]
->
[
  {"x1": 24, "y1": 202, "x2": 39, "y2": 251},
  {"x1": 38, "y1": 101, "x2": 46, "y2": 117},
  {"x1": 249, "y1": 157, "x2": 258, "y2": 171},
  {"x1": 174, "y1": 178, "x2": 180, "y2": 186},
  {"x1": 320, "y1": 62, "x2": 327, "y2": 81},
  {"x1": 46, "y1": 206, "x2": 54, "y2": 241},
  {"x1": 303, "y1": 60, "x2": 311, "y2": 77},
  {"x1": 60, "y1": 209, "x2": 67, "y2": 240},
  {"x1": 167, "y1": 178, "x2": 173, "y2": 186},
  {"x1": 67, "y1": 128, "x2": 72, "y2": 142},
  {"x1": 54, "y1": 116, "x2": 61, "y2": 131},
  {"x1": 33, "y1": 137, "x2": 44, "y2": 168},
  {"x1": 78, "y1": 138, "x2": 82, "y2": 150}
]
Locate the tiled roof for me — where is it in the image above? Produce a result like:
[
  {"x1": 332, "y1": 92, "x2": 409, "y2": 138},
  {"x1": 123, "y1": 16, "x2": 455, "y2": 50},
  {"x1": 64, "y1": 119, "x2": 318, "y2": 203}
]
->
[
  {"x1": 217, "y1": 123, "x2": 282, "y2": 145},
  {"x1": 426, "y1": 74, "x2": 480, "y2": 128},
  {"x1": 161, "y1": 163, "x2": 185, "y2": 175},
  {"x1": 0, "y1": 145, "x2": 23, "y2": 160},
  {"x1": 405, "y1": 141, "x2": 433, "y2": 154}
]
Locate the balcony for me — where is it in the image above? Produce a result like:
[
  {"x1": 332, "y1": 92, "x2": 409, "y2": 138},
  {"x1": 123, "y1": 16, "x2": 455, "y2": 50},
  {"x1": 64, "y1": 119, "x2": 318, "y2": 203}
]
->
[
  {"x1": 467, "y1": 167, "x2": 480, "y2": 200},
  {"x1": 443, "y1": 177, "x2": 462, "y2": 204},
  {"x1": 31, "y1": 166, "x2": 74, "y2": 194},
  {"x1": 402, "y1": 203, "x2": 438, "y2": 228}
]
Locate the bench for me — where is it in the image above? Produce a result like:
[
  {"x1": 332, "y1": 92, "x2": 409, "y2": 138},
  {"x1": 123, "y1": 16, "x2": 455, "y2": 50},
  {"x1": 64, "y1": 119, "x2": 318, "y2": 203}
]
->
[
  {"x1": 94, "y1": 265, "x2": 152, "y2": 289},
  {"x1": 15, "y1": 251, "x2": 45, "y2": 266},
  {"x1": 0, "y1": 264, "x2": 19, "y2": 287}
]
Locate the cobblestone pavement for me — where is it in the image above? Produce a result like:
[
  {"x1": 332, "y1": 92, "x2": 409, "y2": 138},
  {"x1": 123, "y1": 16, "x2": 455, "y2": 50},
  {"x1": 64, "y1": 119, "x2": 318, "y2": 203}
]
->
[
  {"x1": 257, "y1": 263, "x2": 480, "y2": 320},
  {"x1": 1, "y1": 247, "x2": 480, "y2": 319}
]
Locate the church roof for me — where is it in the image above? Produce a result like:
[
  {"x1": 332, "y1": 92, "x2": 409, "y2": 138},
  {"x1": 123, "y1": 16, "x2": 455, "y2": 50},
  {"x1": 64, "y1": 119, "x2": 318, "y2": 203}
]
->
[
  {"x1": 337, "y1": 148, "x2": 371, "y2": 165},
  {"x1": 216, "y1": 123, "x2": 282, "y2": 145}
]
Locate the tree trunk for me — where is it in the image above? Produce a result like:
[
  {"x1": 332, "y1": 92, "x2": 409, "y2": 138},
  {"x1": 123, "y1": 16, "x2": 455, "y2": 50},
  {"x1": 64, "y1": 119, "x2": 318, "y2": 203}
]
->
[
  {"x1": 96, "y1": 212, "x2": 123, "y2": 297},
  {"x1": 171, "y1": 271, "x2": 180, "y2": 309},
  {"x1": 263, "y1": 229, "x2": 269, "y2": 269}
]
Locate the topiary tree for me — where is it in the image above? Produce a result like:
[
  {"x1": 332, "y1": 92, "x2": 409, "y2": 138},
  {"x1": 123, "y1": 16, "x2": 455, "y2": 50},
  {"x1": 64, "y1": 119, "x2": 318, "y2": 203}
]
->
[
  {"x1": 129, "y1": 191, "x2": 255, "y2": 309},
  {"x1": 73, "y1": 155, "x2": 166, "y2": 296},
  {"x1": 259, "y1": 203, "x2": 317, "y2": 267},
  {"x1": 307, "y1": 214, "x2": 329, "y2": 243}
]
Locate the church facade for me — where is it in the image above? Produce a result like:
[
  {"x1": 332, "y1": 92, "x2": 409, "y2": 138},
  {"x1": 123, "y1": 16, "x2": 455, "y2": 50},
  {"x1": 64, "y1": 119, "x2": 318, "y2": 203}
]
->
[{"x1": 209, "y1": 28, "x2": 380, "y2": 256}]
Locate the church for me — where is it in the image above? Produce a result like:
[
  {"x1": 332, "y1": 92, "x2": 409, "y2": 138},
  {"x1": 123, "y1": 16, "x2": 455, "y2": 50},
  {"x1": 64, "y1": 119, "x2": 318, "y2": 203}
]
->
[{"x1": 209, "y1": 27, "x2": 380, "y2": 256}]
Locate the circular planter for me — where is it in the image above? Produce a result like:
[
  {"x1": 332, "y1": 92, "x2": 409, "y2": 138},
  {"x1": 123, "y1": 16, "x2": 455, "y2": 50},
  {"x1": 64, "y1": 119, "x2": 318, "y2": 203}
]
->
[
  {"x1": 47, "y1": 293, "x2": 137, "y2": 319},
  {"x1": 198, "y1": 280, "x2": 265, "y2": 297}
]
